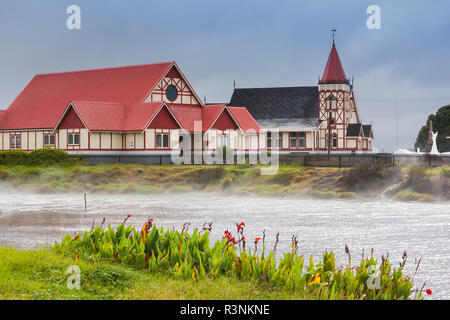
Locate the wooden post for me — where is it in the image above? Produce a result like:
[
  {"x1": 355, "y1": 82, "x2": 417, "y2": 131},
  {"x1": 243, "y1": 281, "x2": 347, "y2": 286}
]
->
[{"x1": 84, "y1": 193, "x2": 87, "y2": 212}]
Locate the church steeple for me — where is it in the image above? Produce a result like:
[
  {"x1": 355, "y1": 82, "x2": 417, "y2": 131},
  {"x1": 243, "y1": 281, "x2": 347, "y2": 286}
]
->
[{"x1": 320, "y1": 43, "x2": 349, "y2": 85}]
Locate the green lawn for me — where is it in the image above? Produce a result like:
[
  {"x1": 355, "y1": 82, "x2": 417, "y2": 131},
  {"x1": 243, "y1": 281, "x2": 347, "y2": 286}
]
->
[{"x1": 0, "y1": 246, "x2": 304, "y2": 300}]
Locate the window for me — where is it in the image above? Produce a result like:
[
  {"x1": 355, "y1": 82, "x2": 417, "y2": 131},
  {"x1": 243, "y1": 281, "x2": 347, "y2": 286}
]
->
[
  {"x1": 298, "y1": 132, "x2": 306, "y2": 148},
  {"x1": 290, "y1": 132, "x2": 297, "y2": 148},
  {"x1": 68, "y1": 133, "x2": 80, "y2": 145},
  {"x1": 156, "y1": 133, "x2": 169, "y2": 148},
  {"x1": 10, "y1": 135, "x2": 21, "y2": 149},
  {"x1": 266, "y1": 131, "x2": 280, "y2": 149},
  {"x1": 217, "y1": 134, "x2": 229, "y2": 148},
  {"x1": 332, "y1": 135, "x2": 338, "y2": 148},
  {"x1": 44, "y1": 134, "x2": 55, "y2": 146},
  {"x1": 328, "y1": 95, "x2": 334, "y2": 110},
  {"x1": 166, "y1": 85, "x2": 178, "y2": 101},
  {"x1": 289, "y1": 132, "x2": 306, "y2": 149}
]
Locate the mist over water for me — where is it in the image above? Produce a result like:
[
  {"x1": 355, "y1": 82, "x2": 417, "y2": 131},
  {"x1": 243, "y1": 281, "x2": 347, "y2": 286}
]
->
[{"x1": 0, "y1": 191, "x2": 449, "y2": 299}]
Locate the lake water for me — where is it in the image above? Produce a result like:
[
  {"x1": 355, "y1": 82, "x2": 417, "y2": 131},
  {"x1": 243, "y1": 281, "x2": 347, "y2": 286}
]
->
[{"x1": 0, "y1": 191, "x2": 449, "y2": 299}]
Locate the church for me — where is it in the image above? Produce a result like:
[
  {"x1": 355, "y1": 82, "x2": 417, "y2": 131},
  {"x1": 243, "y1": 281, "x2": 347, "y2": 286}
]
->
[
  {"x1": 229, "y1": 41, "x2": 373, "y2": 152},
  {"x1": 0, "y1": 41, "x2": 372, "y2": 156}
]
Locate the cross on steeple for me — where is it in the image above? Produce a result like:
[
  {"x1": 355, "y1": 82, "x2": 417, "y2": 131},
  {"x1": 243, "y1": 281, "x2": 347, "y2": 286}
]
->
[{"x1": 330, "y1": 27, "x2": 336, "y2": 44}]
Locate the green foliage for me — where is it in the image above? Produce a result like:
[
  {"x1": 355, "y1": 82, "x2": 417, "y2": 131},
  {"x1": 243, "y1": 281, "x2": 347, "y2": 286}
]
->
[
  {"x1": 405, "y1": 166, "x2": 430, "y2": 192},
  {"x1": 56, "y1": 221, "x2": 421, "y2": 300},
  {"x1": 414, "y1": 104, "x2": 450, "y2": 152},
  {"x1": 0, "y1": 148, "x2": 78, "y2": 167},
  {"x1": 340, "y1": 160, "x2": 398, "y2": 192}
]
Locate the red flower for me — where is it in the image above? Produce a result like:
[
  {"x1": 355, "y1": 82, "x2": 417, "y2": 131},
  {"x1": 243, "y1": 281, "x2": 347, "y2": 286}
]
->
[
  {"x1": 127, "y1": 214, "x2": 132, "y2": 218},
  {"x1": 254, "y1": 237, "x2": 261, "y2": 244},
  {"x1": 229, "y1": 237, "x2": 235, "y2": 244},
  {"x1": 426, "y1": 289, "x2": 432, "y2": 295},
  {"x1": 238, "y1": 222, "x2": 246, "y2": 231},
  {"x1": 224, "y1": 230, "x2": 229, "y2": 235}
]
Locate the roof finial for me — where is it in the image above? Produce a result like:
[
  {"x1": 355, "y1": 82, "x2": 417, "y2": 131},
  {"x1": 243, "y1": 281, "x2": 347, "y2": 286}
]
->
[{"x1": 330, "y1": 27, "x2": 336, "y2": 45}]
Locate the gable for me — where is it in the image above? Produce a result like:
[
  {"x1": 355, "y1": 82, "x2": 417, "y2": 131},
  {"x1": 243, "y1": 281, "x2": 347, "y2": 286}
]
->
[
  {"x1": 211, "y1": 109, "x2": 238, "y2": 130},
  {"x1": 3, "y1": 62, "x2": 172, "y2": 130},
  {"x1": 148, "y1": 105, "x2": 181, "y2": 129},
  {"x1": 145, "y1": 65, "x2": 201, "y2": 105},
  {"x1": 58, "y1": 106, "x2": 86, "y2": 129}
]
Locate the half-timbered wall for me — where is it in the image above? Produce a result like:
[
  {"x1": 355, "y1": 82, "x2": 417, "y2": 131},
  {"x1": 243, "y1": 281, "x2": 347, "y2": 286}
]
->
[{"x1": 145, "y1": 66, "x2": 200, "y2": 105}]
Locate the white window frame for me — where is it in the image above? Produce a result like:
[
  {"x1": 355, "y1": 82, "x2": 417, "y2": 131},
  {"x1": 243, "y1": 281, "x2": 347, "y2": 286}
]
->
[
  {"x1": 10, "y1": 135, "x2": 21, "y2": 149},
  {"x1": 68, "y1": 133, "x2": 80, "y2": 145},
  {"x1": 44, "y1": 134, "x2": 56, "y2": 147},
  {"x1": 156, "y1": 133, "x2": 169, "y2": 149}
]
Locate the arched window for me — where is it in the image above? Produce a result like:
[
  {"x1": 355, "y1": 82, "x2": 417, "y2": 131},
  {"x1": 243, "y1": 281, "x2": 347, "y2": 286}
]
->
[{"x1": 332, "y1": 134, "x2": 338, "y2": 148}]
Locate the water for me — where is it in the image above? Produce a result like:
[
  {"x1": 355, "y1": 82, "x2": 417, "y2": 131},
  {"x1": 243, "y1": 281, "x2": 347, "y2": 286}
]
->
[{"x1": 0, "y1": 191, "x2": 449, "y2": 299}]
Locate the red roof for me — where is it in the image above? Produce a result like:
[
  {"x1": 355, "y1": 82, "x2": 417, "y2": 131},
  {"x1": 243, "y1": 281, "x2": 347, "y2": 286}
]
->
[
  {"x1": 68, "y1": 101, "x2": 125, "y2": 131},
  {"x1": 168, "y1": 104, "x2": 202, "y2": 132},
  {"x1": 228, "y1": 107, "x2": 263, "y2": 133},
  {"x1": 0, "y1": 61, "x2": 261, "y2": 135},
  {"x1": 320, "y1": 44, "x2": 348, "y2": 84},
  {"x1": 3, "y1": 62, "x2": 173, "y2": 130},
  {"x1": 201, "y1": 104, "x2": 226, "y2": 131}
]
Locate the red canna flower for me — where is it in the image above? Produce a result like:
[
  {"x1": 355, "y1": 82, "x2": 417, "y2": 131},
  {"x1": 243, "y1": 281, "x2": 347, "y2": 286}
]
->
[
  {"x1": 254, "y1": 237, "x2": 261, "y2": 244},
  {"x1": 238, "y1": 222, "x2": 246, "y2": 231},
  {"x1": 224, "y1": 230, "x2": 229, "y2": 235},
  {"x1": 127, "y1": 214, "x2": 132, "y2": 217},
  {"x1": 229, "y1": 237, "x2": 235, "y2": 244},
  {"x1": 426, "y1": 289, "x2": 432, "y2": 295}
]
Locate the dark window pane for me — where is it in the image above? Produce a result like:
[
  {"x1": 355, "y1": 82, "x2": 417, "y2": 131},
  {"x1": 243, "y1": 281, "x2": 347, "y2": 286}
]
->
[
  {"x1": 166, "y1": 85, "x2": 178, "y2": 101},
  {"x1": 163, "y1": 134, "x2": 169, "y2": 148},
  {"x1": 68, "y1": 134, "x2": 73, "y2": 145},
  {"x1": 44, "y1": 135, "x2": 49, "y2": 145},
  {"x1": 290, "y1": 133, "x2": 297, "y2": 148},
  {"x1": 50, "y1": 135, "x2": 55, "y2": 145},
  {"x1": 156, "y1": 134, "x2": 162, "y2": 148},
  {"x1": 10, "y1": 136, "x2": 15, "y2": 148},
  {"x1": 74, "y1": 134, "x2": 80, "y2": 145}
]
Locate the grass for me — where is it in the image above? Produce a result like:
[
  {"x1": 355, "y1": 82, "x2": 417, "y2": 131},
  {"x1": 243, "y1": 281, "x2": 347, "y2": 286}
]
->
[
  {"x1": 393, "y1": 189, "x2": 434, "y2": 202},
  {"x1": 0, "y1": 155, "x2": 448, "y2": 201},
  {"x1": 0, "y1": 246, "x2": 314, "y2": 300}
]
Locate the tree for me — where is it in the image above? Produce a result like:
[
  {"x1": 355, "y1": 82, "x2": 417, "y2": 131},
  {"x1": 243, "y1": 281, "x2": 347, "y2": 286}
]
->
[{"x1": 414, "y1": 105, "x2": 450, "y2": 153}]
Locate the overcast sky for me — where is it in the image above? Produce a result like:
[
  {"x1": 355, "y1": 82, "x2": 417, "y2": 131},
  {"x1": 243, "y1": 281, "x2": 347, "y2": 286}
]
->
[{"x1": 1, "y1": 0, "x2": 449, "y2": 152}]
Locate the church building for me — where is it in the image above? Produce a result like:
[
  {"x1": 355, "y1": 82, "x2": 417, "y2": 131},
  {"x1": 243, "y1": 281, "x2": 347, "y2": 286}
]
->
[
  {"x1": 0, "y1": 41, "x2": 373, "y2": 156},
  {"x1": 230, "y1": 41, "x2": 373, "y2": 152}
]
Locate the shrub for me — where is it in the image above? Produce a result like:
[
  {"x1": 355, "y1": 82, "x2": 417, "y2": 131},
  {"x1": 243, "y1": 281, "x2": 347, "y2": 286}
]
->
[
  {"x1": 340, "y1": 160, "x2": 397, "y2": 191},
  {"x1": 394, "y1": 189, "x2": 433, "y2": 202},
  {"x1": 440, "y1": 167, "x2": 450, "y2": 179},
  {"x1": 0, "y1": 150, "x2": 29, "y2": 166},
  {"x1": 57, "y1": 220, "x2": 423, "y2": 300},
  {"x1": 0, "y1": 148, "x2": 78, "y2": 167},
  {"x1": 167, "y1": 185, "x2": 191, "y2": 193},
  {"x1": 405, "y1": 166, "x2": 431, "y2": 193},
  {"x1": 221, "y1": 176, "x2": 233, "y2": 189},
  {"x1": 28, "y1": 148, "x2": 78, "y2": 167}
]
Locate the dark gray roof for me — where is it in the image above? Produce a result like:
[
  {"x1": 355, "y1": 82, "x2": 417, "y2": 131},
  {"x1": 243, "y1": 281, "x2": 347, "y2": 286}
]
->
[
  {"x1": 347, "y1": 123, "x2": 362, "y2": 137},
  {"x1": 229, "y1": 86, "x2": 318, "y2": 120},
  {"x1": 362, "y1": 125, "x2": 373, "y2": 137},
  {"x1": 257, "y1": 118, "x2": 319, "y2": 131}
]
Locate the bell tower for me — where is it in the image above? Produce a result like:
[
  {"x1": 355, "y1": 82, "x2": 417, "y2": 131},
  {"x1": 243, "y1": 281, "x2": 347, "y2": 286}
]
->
[{"x1": 317, "y1": 36, "x2": 360, "y2": 151}]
